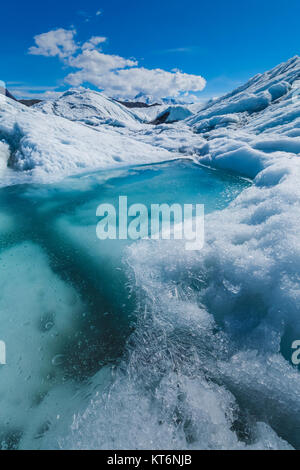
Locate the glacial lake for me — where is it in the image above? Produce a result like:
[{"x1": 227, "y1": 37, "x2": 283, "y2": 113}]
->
[{"x1": 0, "y1": 159, "x2": 251, "y2": 449}]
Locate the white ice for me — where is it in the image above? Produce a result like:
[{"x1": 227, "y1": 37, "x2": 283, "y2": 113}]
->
[{"x1": 0, "y1": 55, "x2": 300, "y2": 450}]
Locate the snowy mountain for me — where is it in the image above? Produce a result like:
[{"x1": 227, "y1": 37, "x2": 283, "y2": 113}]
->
[
  {"x1": 0, "y1": 92, "x2": 172, "y2": 184},
  {"x1": 34, "y1": 88, "x2": 143, "y2": 128},
  {"x1": 152, "y1": 105, "x2": 194, "y2": 124},
  {"x1": 133, "y1": 92, "x2": 162, "y2": 105},
  {"x1": 131, "y1": 92, "x2": 191, "y2": 106},
  {"x1": 0, "y1": 56, "x2": 299, "y2": 184},
  {"x1": 187, "y1": 55, "x2": 300, "y2": 130},
  {"x1": 184, "y1": 55, "x2": 300, "y2": 177},
  {"x1": 0, "y1": 85, "x2": 17, "y2": 101},
  {"x1": 0, "y1": 86, "x2": 40, "y2": 107}
]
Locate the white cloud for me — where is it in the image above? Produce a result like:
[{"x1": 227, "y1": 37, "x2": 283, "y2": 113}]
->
[
  {"x1": 28, "y1": 29, "x2": 78, "y2": 58},
  {"x1": 66, "y1": 65, "x2": 206, "y2": 100},
  {"x1": 96, "y1": 10, "x2": 102, "y2": 16},
  {"x1": 37, "y1": 90, "x2": 64, "y2": 100},
  {"x1": 8, "y1": 85, "x2": 63, "y2": 100},
  {"x1": 82, "y1": 36, "x2": 107, "y2": 50},
  {"x1": 67, "y1": 49, "x2": 138, "y2": 78},
  {"x1": 28, "y1": 29, "x2": 206, "y2": 100}
]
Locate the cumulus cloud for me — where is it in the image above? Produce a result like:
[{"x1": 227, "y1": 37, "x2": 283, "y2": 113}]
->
[
  {"x1": 82, "y1": 36, "x2": 107, "y2": 51},
  {"x1": 28, "y1": 29, "x2": 78, "y2": 58},
  {"x1": 28, "y1": 28, "x2": 206, "y2": 100},
  {"x1": 66, "y1": 64, "x2": 206, "y2": 99},
  {"x1": 67, "y1": 49, "x2": 138, "y2": 78}
]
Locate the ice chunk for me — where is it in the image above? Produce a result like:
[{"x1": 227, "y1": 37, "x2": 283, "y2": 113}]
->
[{"x1": 268, "y1": 81, "x2": 291, "y2": 101}]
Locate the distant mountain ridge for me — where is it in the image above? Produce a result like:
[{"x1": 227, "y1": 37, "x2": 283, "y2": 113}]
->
[
  {"x1": 115, "y1": 99, "x2": 160, "y2": 109},
  {"x1": 0, "y1": 86, "x2": 41, "y2": 107},
  {"x1": 33, "y1": 88, "x2": 143, "y2": 128},
  {"x1": 0, "y1": 86, "x2": 17, "y2": 101}
]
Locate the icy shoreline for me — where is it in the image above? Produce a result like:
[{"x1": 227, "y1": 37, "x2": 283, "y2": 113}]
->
[{"x1": 0, "y1": 57, "x2": 299, "y2": 185}]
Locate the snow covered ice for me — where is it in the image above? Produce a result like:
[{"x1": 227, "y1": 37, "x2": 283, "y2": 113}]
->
[
  {"x1": 0, "y1": 92, "x2": 172, "y2": 185},
  {"x1": 0, "y1": 56, "x2": 299, "y2": 449},
  {"x1": 34, "y1": 88, "x2": 143, "y2": 129}
]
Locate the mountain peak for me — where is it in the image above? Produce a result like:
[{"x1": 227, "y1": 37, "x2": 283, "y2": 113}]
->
[{"x1": 0, "y1": 85, "x2": 17, "y2": 101}]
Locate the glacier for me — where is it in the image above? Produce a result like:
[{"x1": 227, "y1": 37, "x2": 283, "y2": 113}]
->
[
  {"x1": 0, "y1": 56, "x2": 299, "y2": 450},
  {"x1": 34, "y1": 88, "x2": 143, "y2": 128},
  {"x1": 0, "y1": 92, "x2": 172, "y2": 185}
]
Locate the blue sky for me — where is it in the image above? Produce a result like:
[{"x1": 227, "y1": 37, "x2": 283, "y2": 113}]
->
[{"x1": 1, "y1": 0, "x2": 299, "y2": 100}]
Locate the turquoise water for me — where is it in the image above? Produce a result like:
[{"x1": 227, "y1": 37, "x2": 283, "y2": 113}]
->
[{"x1": 0, "y1": 159, "x2": 250, "y2": 449}]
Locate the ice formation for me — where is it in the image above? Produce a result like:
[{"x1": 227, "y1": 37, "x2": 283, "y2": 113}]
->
[
  {"x1": 0, "y1": 56, "x2": 299, "y2": 450},
  {"x1": 0, "y1": 94, "x2": 172, "y2": 184},
  {"x1": 154, "y1": 105, "x2": 194, "y2": 123},
  {"x1": 34, "y1": 89, "x2": 143, "y2": 128}
]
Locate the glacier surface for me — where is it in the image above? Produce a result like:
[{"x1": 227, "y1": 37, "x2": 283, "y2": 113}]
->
[{"x1": 0, "y1": 56, "x2": 299, "y2": 450}]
